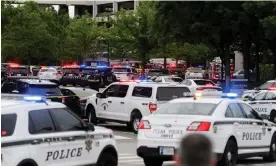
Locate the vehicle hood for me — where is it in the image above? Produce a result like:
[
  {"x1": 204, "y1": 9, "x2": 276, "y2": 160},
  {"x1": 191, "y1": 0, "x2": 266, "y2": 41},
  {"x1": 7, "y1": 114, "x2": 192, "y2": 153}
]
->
[{"x1": 94, "y1": 126, "x2": 113, "y2": 134}]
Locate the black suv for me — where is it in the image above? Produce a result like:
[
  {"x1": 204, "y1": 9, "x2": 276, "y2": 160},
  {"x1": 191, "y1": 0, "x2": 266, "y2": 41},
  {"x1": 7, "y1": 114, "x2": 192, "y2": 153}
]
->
[{"x1": 96, "y1": 66, "x2": 117, "y2": 87}]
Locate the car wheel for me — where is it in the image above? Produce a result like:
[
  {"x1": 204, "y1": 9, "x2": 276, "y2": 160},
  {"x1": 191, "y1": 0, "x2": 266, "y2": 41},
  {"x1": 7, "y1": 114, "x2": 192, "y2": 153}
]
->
[
  {"x1": 143, "y1": 158, "x2": 163, "y2": 166},
  {"x1": 218, "y1": 139, "x2": 238, "y2": 166},
  {"x1": 270, "y1": 110, "x2": 276, "y2": 123},
  {"x1": 129, "y1": 111, "x2": 142, "y2": 134},
  {"x1": 263, "y1": 134, "x2": 276, "y2": 162},
  {"x1": 86, "y1": 105, "x2": 97, "y2": 125},
  {"x1": 97, "y1": 152, "x2": 118, "y2": 166}
]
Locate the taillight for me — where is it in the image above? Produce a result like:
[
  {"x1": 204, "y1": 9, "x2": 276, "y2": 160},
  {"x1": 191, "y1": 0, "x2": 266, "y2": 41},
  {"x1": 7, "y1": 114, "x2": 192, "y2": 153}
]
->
[
  {"x1": 196, "y1": 87, "x2": 204, "y2": 91},
  {"x1": 138, "y1": 120, "x2": 151, "y2": 129},
  {"x1": 79, "y1": 99, "x2": 87, "y2": 105},
  {"x1": 149, "y1": 103, "x2": 157, "y2": 113},
  {"x1": 186, "y1": 121, "x2": 211, "y2": 131}
]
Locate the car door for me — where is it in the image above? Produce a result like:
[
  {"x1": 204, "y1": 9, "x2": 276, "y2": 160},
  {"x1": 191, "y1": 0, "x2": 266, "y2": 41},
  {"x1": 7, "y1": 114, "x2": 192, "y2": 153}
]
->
[
  {"x1": 226, "y1": 102, "x2": 255, "y2": 148},
  {"x1": 27, "y1": 109, "x2": 68, "y2": 166},
  {"x1": 109, "y1": 84, "x2": 130, "y2": 121},
  {"x1": 251, "y1": 92, "x2": 270, "y2": 116},
  {"x1": 239, "y1": 103, "x2": 268, "y2": 147},
  {"x1": 96, "y1": 84, "x2": 119, "y2": 119},
  {"x1": 49, "y1": 108, "x2": 98, "y2": 165}
]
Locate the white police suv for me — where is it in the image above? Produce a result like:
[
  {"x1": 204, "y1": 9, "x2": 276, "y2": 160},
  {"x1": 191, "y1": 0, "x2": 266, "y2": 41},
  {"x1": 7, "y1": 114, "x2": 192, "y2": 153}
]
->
[
  {"x1": 242, "y1": 80, "x2": 276, "y2": 98},
  {"x1": 247, "y1": 91, "x2": 276, "y2": 123},
  {"x1": 137, "y1": 93, "x2": 276, "y2": 166},
  {"x1": 1, "y1": 96, "x2": 118, "y2": 166},
  {"x1": 85, "y1": 80, "x2": 191, "y2": 133}
]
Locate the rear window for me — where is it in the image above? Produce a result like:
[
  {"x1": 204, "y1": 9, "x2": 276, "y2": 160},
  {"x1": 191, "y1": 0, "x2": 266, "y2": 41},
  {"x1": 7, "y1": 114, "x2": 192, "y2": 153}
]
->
[
  {"x1": 1, "y1": 114, "x2": 17, "y2": 137},
  {"x1": 156, "y1": 87, "x2": 190, "y2": 101},
  {"x1": 259, "y1": 82, "x2": 276, "y2": 90},
  {"x1": 27, "y1": 85, "x2": 62, "y2": 96},
  {"x1": 113, "y1": 68, "x2": 131, "y2": 73},
  {"x1": 9, "y1": 67, "x2": 28, "y2": 72},
  {"x1": 132, "y1": 87, "x2": 152, "y2": 98},
  {"x1": 194, "y1": 80, "x2": 215, "y2": 86},
  {"x1": 155, "y1": 102, "x2": 217, "y2": 115},
  {"x1": 189, "y1": 68, "x2": 202, "y2": 73},
  {"x1": 40, "y1": 68, "x2": 56, "y2": 72},
  {"x1": 62, "y1": 68, "x2": 80, "y2": 74}
]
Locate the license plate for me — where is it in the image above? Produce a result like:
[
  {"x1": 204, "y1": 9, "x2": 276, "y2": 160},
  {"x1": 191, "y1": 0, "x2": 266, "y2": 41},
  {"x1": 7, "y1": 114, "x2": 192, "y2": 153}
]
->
[
  {"x1": 17, "y1": 74, "x2": 21, "y2": 76},
  {"x1": 159, "y1": 147, "x2": 174, "y2": 155}
]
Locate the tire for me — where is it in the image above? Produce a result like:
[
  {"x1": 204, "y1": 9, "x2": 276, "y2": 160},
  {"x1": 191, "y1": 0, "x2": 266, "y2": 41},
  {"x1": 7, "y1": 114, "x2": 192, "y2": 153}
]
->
[
  {"x1": 97, "y1": 152, "x2": 118, "y2": 166},
  {"x1": 270, "y1": 110, "x2": 276, "y2": 123},
  {"x1": 86, "y1": 105, "x2": 97, "y2": 125},
  {"x1": 218, "y1": 139, "x2": 238, "y2": 166},
  {"x1": 143, "y1": 158, "x2": 163, "y2": 166},
  {"x1": 129, "y1": 111, "x2": 142, "y2": 134},
  {"x1": 263, "y1": 134, "x2": 276, "y2": 162}
]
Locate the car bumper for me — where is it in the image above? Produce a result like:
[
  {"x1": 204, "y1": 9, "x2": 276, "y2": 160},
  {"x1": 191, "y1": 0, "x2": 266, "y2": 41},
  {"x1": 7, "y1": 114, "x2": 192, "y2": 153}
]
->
[{"x1": 137, "y1": 146, "x2": 174, "y2": 161}]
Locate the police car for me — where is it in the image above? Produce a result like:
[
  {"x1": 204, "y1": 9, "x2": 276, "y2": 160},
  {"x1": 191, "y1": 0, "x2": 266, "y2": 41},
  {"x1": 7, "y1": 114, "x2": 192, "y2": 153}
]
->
[
  {"x1": 38, "y1": 67, "x2": 62, "y2": 83},
  {"x1": 182, "y1": 79, "x2": 222, "y2": 93},
  {"x1": 1, "y1": 96, "x2": 118, "y2": 166},
  {"x1": 242, "y1": 80, "x2": 276, "y2": 98},
  {"x1": 247, "y1": 91, "x2": 276, "y2": 123},
  {"x1": 85, "y1": 80, "x2": 191, "y2": 133},
  {"x1": 6, "y1": 63, "x2": 29, "y2": 77},
  {"x1": 112, "y1": 65, "x2": 139, "y2": 81},
  {"x1": 137, "y1": 93, "x2": 276, "y2": 166},
  {"x1": 185, "y1": 67, "x2": 203, "y2": 79}
]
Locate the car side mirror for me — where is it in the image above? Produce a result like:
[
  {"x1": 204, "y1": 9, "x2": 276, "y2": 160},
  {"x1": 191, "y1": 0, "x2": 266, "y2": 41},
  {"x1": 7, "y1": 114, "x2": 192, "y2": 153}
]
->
[{"x1": 86, "y1": 123, "x2": 95, "y2": 131}]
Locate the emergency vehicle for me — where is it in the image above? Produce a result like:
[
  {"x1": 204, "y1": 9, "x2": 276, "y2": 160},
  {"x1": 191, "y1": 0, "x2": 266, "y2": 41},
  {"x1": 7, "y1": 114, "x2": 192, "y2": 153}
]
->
[
  {"x1": 6, "y1": 63, "x2": 30, "y2": 77},
  {"x1": 85, "y1": 80, "x2": 191, "y2": 133},
  {"x1": 29, "y1": 66, "x2": 41, "y2": 76},
  {"x1": 185, "y1": 67, "x2": 204, "y2": 79},
  {"x1": 137, "y1": 93, "x2": 276, "y2": 166},
  {"x1": 207, "y1": 58, "x2": 234, "y2": 80},
  {"x1": 242, "y1": 80, "x2": 276, "y2": 98},
  {"x1": 38, "y1": 67, "x2": 63, "y2": 83},
  {"x1": 59, "y1": 64, "x2": 100, "y2": 91},
  {"x1": 182, "y1": 79, "x2": 222, "y2": 94},
  {"x1": 247, "y1": 91, "x2": 276, "y2": 123},
  {"x1": 1, "y1": 95, "x2": 118, "y2": 166},
  {"x1": 112, "y1": 65, "x2": 139, "y2": 81}
]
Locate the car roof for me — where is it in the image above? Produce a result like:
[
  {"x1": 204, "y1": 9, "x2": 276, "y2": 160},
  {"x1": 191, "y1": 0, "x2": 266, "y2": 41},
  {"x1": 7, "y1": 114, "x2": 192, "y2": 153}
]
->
[
  {"x1": 1, "y1": 99, "x2": 65, "y2": 114},
  {"x1": 169, "y1": 97, "x2": 225, "y2": 104},
  {"x1": 113, "y1": 81, "x2": 189, "y2": 87},
  {"x1": 17, "y1": 79, "x2": 57, "y2": 85}
]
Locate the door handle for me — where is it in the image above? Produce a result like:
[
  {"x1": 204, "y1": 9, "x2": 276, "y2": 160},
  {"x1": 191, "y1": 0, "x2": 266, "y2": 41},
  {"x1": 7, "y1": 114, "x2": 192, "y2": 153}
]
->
[
  {"x1": 108, "y1": 101, "x2": 112, "y2": 103},
  {"x1": 120, "y1": 102, "x2": 124, "y2": 104},
  {"x1": 67, "y1": 137, "x2": 75, "y2": 141},
  {"x1": 31, "y1": 139, "x2": 41, "y2": 145}
]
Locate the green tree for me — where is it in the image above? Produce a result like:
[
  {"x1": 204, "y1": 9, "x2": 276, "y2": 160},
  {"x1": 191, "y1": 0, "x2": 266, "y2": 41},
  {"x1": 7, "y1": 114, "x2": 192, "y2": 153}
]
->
[
  {"x1": 1, "y1": 2, "x2": 56, "y2": 64},
  {"x1": 66, "y1": 14, "x2": 104, "y2": 62},
  {"x1": 107, "y1": 1, "x2": 158, "y2": 73}
]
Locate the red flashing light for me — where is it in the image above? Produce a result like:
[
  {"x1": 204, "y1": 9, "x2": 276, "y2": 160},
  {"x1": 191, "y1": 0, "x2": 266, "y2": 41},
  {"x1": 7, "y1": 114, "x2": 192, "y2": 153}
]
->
[
  {"x1": 1, "y1": 130, "x2": 7, "y2": 136},
  {"x1": 186, "y1": 121, "x2": 211, "y2": 131},
  {"x1": 269, "y1": 87, "x2": 276, "y2": 90},
  {"x1": 113, "y1": 65, "x2": 122, "y2": 68},
  {"x1": 9, "y1": 63, "x2": 19, "y2": 67}
]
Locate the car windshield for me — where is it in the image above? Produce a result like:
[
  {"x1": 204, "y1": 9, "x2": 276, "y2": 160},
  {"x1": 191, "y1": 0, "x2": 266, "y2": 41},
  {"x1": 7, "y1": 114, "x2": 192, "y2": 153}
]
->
[
  {"x1": 156, "y1": 87, "x2": 190, "y2": 101},
  {"x1": 155, "y1": 102, "x2": 218, "y2": 115},
  {"x1": 27, "y1": 85, "x2": 62, "y2": 96},
  {"x1": 258, "y1": 82, "x2": 276, "y2": 90},
  {"x1": 112, "y1": 68, "x2": 131, "y2": 73},
  {"x1": 194, "y1": 80, "x2": 215, "y2": 86}
]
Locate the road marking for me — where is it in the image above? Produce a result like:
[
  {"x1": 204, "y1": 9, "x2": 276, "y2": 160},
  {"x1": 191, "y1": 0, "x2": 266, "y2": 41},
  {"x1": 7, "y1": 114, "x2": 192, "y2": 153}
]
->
[{"x1": 114, "y1": 135, "x2": 132, "y2": 140}]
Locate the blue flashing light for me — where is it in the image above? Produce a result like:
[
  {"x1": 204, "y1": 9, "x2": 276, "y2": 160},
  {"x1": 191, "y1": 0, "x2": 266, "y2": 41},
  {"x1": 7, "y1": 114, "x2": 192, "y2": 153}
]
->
[
  {"x1": 137, "y1": 79, "x2": 153, "y2": 83},
  {"x1": 80, "y1": 64, "x2": 86, "y2": 68},
  {"x1": 97, "y1": 65, "x2": 107, "y2": 68},
  {"x1": 24, "y1": 96, "x2": 43, "y2": 101},
  {"x1": 226, "y1": 93, "x2": 238, "y2": 97}
]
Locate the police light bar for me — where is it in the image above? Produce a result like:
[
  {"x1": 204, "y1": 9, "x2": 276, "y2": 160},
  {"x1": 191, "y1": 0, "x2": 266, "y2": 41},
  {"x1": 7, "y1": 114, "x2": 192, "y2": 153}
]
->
[
  {"x1": 23, "y1": 96, "x2": 48, "y2": 104},
  {"x1": 9, "y1": 63, "x2": 19, "y2": 67},
  {"x1": 97, "y1": 65, "x2": 108, "y2": 68}
]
